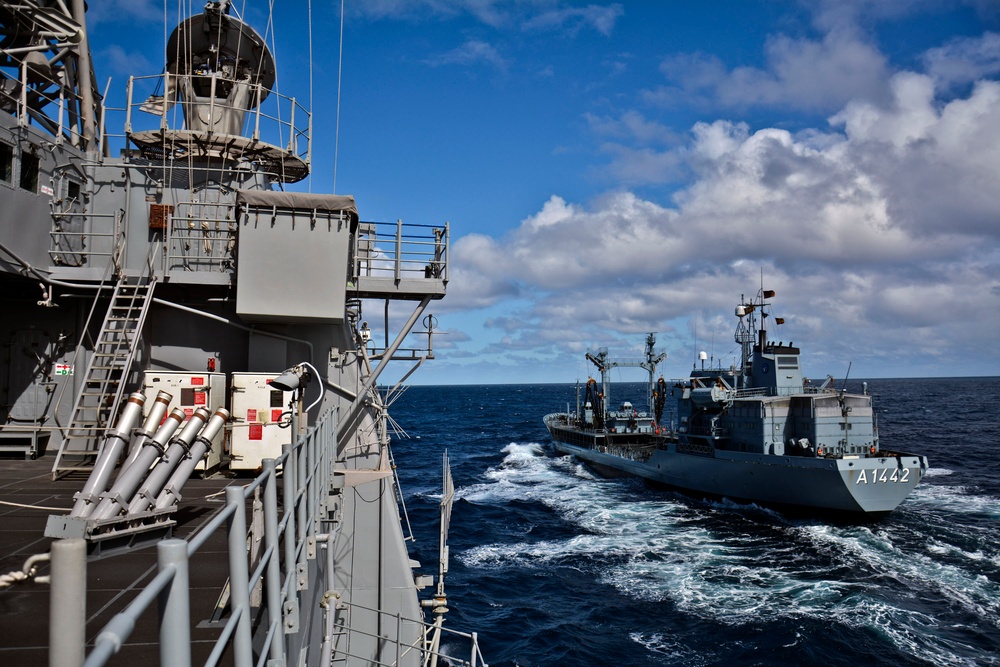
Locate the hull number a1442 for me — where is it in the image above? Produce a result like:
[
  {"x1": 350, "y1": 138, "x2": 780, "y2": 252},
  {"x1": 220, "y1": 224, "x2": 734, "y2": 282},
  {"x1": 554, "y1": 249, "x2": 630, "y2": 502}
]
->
[{"x1": 856, "y1": 468, "x2": 911, "y2": 484}]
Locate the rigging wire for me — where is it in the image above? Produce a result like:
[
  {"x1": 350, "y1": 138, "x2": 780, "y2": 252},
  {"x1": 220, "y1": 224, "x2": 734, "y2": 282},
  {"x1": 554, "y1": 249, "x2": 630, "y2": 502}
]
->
[
  {"x1": 333, "y1": 0, "x2": 344, "y2": 192},
  {"x1": 308, "y1": 0, "x2": 314, "y2": 191}
]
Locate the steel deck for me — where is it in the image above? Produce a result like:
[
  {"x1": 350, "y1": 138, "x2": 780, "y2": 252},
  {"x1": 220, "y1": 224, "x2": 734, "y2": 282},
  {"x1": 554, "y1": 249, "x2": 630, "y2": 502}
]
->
[{"x1": 0, "y1": 451, "x2": 240, "y2": 665}]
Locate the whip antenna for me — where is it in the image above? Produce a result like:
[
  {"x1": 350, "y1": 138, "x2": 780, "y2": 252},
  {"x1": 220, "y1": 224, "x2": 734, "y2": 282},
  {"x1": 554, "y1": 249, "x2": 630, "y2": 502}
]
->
[{"x1": 422, "y1": 451, "x2": 455, "y2": 665}]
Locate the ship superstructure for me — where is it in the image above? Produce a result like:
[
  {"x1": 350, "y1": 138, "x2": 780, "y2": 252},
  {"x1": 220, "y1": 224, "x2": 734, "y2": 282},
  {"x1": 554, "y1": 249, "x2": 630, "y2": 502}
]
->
[
  {"x1": 0, "y1": 2, "x2": 482, "y2": 665},
  {"x1": 545, "y1": 289, "x2": 929, "y2": 514}
]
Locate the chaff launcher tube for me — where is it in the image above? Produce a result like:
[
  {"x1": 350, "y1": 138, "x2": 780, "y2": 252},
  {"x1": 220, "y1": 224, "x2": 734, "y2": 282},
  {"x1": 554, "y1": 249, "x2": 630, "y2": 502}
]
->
[
  {"x1": 70, "y1": 392, "x2": 145, "y2": 518},
  {"x1": 90, "y1": 407, "x2": 186, "y2": 521},
  {"x1": 127, "y1": 407, "x2": 211, "y2": 514},
  {"x1": 155, "y1": 407, "x2": 230, "y2": 510},
  {"x1": 121, "y1": 390, "x2": 172, "y2": 471}
]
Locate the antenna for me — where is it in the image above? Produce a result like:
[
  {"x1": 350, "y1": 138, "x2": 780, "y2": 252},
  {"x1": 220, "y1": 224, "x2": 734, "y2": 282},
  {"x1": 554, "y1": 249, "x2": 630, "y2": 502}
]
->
[
  {"x1": 840, "y1": 362, "x2": 852, "y2": 394},
  {"x1": 422, "y1": 451, "x2": 454, "y2": 665},
  {"x1": 693, "y1": 315, "x2": 699, "y2": 366},
  {"x1": 308, "y1": 0, "x2": 315, "y2": 192},
  {"x1": 333, "y1": 0, "x2": 345, "y2": 192}
]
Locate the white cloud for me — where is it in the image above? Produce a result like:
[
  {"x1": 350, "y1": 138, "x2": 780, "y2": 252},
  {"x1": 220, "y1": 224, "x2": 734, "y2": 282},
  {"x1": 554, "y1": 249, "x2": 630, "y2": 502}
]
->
[
  {"x1": 96, "y1": 45, "x2": 154, "y2": 78},
  {"x1": 522, "y1": 4, "x2": 624, "y2": 37},
  {"x1": 651, "y1": 28, "x2": 891, "y2": 113},
  {"x1": 447, "y1": 70, "x2": 1000, "y2": 376},
  {"x1": 424, "y1": 39, "x2": 508, "y2": 71},
  {"x1": 85, "y1": 0, "x2": 162, "y2": 26},
  {"x1": 922, "y1": 31, "x2": 1000, "y2": 87},
  {"x1": 832, "y1": 74, "x2": 1000, "y2": 237},
  {"x1": 352, "y1": 0, "x2": 509, "y2": 27},
  {"x1": 353, "y1": 0, "x2": 623, "y2": 35}
]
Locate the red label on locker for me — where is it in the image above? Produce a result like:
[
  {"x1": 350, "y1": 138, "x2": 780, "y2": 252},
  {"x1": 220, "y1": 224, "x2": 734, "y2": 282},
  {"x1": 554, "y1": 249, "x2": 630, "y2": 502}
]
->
[
  {"x1": 247, "y1": 408, "x2": 257, "y2": 421},
  {"x1": 191, "y1": 376, "x2": 205, "y2": 385},
  {"x1": 183, "y1": 407, "x2": 194, "y2": 417},
  {"x1": 271, "y1": 409, "x2": 283, "y2": 422},
  {"x1": 193, "y1": 390, "x2": 206, "y2": 405},
  {"x1": 249, "y1": 424, "x2": 263, "y2": 440}
]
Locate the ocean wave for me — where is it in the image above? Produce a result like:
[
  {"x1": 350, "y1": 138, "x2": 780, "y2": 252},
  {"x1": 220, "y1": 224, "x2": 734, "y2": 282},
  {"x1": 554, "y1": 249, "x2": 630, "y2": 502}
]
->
[
  {"x1": 907, "y1": 481, "x2": 1000, "y2": 517},
  {"x1": 798, "y1": 523, "x2": 1000, "y2": 618},
  {"x1": 391, "y1": 380, "x2": 1000, "y2": 667},
  {"x1": 628, "y1": 632, "x2": 715, "y2": 665},
  {"x1": 459, "y1": 439, "x2": 1000, "y2": 665}
]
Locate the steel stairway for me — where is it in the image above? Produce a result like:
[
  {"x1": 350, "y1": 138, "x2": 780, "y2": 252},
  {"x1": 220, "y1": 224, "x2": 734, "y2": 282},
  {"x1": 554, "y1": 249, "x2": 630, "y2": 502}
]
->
[{"x1": 51, "y1": 274, "x2": 157, "y2": 479}]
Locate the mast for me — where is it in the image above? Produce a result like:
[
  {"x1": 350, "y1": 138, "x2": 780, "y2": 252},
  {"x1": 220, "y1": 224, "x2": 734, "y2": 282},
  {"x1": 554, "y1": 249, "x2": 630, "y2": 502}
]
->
[
  {"x1": 69, "y1": 0, "x2": 97, "y2": 154},
  {"x1": 585, "y1": 333, "x2": 666, "y2": 418},
  {"x1": 641, "y1": 332, "x2": 667, "y2": 415},
  {"x1": 0, "y1": 0, "x2": 102, "y2": 149}
]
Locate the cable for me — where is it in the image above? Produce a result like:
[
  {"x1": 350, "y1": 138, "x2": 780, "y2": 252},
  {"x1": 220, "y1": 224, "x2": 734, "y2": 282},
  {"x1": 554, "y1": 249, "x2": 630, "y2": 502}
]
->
[
  {"x1": 308, "y1": 0, "x2": 314, "y2": 192},
  {"x1": 0, "y1": 500, "x2": 69, "y2": 511},
  {"x1": 301, "y1": 361, "x2": 324, "y2": 413},
  {"x1": 333, "y1": 0, "x2": 344, "y2": 192}
]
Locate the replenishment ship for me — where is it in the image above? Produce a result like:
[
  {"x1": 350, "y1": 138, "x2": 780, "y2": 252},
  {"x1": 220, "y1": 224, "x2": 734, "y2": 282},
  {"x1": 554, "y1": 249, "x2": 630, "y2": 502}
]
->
[{"x1": 544, "y1": 289, "x2": 928, "y2": 515}]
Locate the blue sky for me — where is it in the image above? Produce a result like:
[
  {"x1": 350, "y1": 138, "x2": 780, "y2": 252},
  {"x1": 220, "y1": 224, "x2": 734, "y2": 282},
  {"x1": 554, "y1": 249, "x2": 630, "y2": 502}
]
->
[{"x1": 87, "y1": 1, "x2": 1000, "y2": 384}]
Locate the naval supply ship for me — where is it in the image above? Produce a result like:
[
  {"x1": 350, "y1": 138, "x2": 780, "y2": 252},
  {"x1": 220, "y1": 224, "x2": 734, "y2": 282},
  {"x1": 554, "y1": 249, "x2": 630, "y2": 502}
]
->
[
  {"x1": 0, "y1": 2, "x2": 485, "y2": 665},
  {"x1": 544, "y1": 289, "x2": 929, "y2": 515}
]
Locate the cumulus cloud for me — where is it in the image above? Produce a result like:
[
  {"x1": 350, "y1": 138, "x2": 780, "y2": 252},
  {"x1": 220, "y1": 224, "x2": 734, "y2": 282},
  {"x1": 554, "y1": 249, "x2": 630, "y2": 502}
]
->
[
  {"x1": 831, "y1": 73, "x2": 1000, "y2": 237},
  {"x1": 922, "y1": 31, "x2": 1000, "y2": 87},
  {"x1": 447, "y1": 68, "x2": 1000, "y2": 375},
  {"x1": 648, "y1": 28, "x2": 891, "y2": 113}
]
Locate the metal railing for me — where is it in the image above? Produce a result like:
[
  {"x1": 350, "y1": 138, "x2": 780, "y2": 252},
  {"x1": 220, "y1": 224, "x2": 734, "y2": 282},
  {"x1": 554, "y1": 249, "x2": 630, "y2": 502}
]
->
[
  {"x1": 48, "y1": 407, "x2": 485, "y2": 667},
  {"x1": 122, "y1": 74, "x2": 311, "y2": 178},
  {"x1": 354, "y1": 220, "x2": 449, "y2": 285},
  {"x1": 327, "y1": 598, "x2": 487, "y2": 667},
  {"x1": 48, "y1": 209, "x2": 124, "y2": 269}
]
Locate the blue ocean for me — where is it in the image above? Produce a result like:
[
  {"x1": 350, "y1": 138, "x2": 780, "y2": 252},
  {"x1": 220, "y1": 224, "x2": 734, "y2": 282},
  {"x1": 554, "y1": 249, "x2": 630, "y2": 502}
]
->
[{"x1": 388, "y1": 378, "x2": 1000, "y2": 667}]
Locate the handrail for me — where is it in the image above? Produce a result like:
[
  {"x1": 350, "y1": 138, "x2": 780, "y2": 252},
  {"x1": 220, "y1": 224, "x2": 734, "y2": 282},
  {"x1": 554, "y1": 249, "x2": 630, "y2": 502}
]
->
[
  {"x1": 122, "y1": 74, "x2": 311, "y2": 171},
  {"x1": 50, "y1": 405, "x2": 485, "y2": 667},
  {"x1": 353, "y1": 220, "x2": 449, "y2": 283},
  {"x1": 48, "y1": 209, "x2": 124, "y2": 268}
]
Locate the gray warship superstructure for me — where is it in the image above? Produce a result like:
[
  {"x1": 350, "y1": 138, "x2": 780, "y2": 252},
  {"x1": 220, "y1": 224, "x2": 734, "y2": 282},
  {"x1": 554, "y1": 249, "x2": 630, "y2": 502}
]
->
[
  {"x1": 0, "y1": 2, "x2": 484, "y2": 665},
  {"x1": 545, "y1": 289, "x2": 929, "y2": 515}
]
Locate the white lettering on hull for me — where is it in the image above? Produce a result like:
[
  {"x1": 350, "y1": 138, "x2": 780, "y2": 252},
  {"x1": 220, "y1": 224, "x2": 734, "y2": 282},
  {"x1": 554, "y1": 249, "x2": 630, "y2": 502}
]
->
[{"x1": 856, "y1": 467, "x2": 911, "y2": 484}]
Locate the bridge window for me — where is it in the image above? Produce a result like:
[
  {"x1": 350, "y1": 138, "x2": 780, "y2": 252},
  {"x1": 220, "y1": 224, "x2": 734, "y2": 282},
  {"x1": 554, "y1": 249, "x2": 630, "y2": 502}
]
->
[{"x1": 777, "y1": 355, "x2": 798, "y2": 369}]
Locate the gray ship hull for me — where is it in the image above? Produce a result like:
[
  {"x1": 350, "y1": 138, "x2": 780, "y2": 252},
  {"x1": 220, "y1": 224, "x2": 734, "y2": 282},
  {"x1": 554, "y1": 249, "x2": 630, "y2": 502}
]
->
[{"x1": 545, "y1": 415, "x2": 928, "y2": 514}]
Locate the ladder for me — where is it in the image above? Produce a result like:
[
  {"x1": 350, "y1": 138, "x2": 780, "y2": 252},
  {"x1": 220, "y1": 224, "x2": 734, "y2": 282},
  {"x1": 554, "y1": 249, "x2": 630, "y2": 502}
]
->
[{"x1": 51, "y1": 274, "x2": 157, "y2": 478}]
